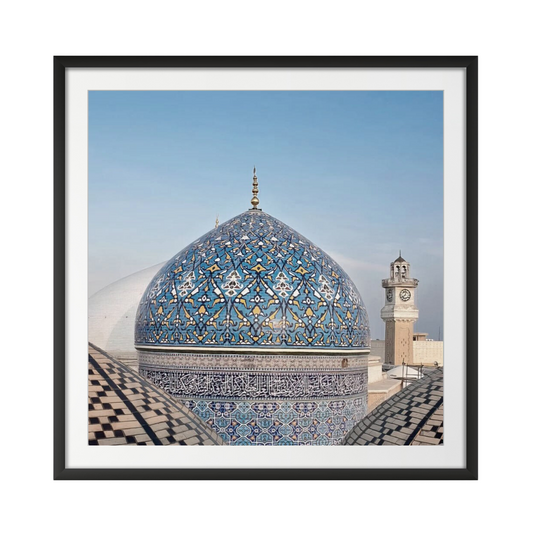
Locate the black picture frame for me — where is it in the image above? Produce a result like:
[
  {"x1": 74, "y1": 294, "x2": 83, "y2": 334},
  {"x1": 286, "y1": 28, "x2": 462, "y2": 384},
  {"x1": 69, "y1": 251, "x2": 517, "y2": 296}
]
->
[{"x1": 54, "y1": 56, "x2": 478, "y2": 480}]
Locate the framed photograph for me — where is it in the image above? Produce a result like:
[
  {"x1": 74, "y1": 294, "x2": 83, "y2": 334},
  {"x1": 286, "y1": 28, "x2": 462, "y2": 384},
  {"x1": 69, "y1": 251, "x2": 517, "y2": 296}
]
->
[{"x1": 54, "y1": 56, "x2": 477, "y2": 480}]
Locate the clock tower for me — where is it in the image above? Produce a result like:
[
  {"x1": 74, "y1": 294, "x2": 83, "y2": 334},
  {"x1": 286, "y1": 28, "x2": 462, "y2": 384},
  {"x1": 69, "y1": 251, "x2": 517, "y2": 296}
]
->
[{"x1": 381, "y1": 253, "x2": 419, "y2": 366}]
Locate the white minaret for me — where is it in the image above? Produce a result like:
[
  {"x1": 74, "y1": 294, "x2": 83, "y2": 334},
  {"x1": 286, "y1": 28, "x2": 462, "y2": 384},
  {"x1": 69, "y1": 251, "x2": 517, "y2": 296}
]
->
[{"x1": 381, "y1": 252, "x2": 419, "y2": 366}]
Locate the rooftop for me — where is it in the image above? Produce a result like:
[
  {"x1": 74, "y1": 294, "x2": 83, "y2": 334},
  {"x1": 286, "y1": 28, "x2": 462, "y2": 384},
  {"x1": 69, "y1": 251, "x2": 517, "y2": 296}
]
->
[
  {"x1": 343, "y1": 368, "x2": 443, "y2": 446},
  {"x1": 88, "y1": 344, "x2": 224, "y2": 445}
]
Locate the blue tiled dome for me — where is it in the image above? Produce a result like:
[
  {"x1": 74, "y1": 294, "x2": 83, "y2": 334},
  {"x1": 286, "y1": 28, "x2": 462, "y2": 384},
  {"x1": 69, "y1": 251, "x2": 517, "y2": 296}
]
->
[{"x1": 135, "y1": 209, "x2": 370, "y2": 351}]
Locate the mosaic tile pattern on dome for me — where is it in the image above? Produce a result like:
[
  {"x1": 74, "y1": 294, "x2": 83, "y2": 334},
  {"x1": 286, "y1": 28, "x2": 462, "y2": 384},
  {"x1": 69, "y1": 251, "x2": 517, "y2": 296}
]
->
[{"x1": 135, "y1": 210, "x2": 370, "y2": 350}]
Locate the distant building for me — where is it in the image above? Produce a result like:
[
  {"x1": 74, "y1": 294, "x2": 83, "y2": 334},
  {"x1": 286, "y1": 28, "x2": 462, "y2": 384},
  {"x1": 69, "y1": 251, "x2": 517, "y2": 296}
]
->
[
  {"x1": 413, "y1": 337, "x2": 443, "y2": 367},
  {"x1": 375, "y1": 254, "x2": 443, "y2": 367},
  {"x1": 381, "y1": 254, "x2": 419, "y2": 365}
]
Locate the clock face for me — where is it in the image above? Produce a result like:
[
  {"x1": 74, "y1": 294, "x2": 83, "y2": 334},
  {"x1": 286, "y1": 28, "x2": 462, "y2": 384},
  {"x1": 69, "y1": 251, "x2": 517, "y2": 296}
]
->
[
  {"x1": 400, "y1": 289, "x2": 411, "y2": 302},
  {"x1": 386, "y1": 289, "x2": 393, "y2": 302}
]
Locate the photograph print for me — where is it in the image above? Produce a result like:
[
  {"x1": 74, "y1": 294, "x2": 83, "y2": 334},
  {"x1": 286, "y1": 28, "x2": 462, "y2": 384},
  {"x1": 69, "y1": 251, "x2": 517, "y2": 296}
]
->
[{"x1": 88, "y1": 90, "x2": 444, "y2": 448}]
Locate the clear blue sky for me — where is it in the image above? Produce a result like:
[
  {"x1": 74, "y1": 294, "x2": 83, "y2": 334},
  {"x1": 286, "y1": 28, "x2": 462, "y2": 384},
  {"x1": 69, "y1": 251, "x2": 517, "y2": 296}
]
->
[{"x1": 89, "y1": 90, "x2": 443, "y2": 340}]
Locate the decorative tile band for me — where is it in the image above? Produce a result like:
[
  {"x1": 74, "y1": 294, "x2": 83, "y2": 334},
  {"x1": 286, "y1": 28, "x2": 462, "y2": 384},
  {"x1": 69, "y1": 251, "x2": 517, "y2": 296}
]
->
[
  {"x1": 184, "y1": 397, "x2": 367, "y2": 445},
  {"x1": 137, "y1": 349, "x2": 368, "y2": 373},
  {"x1": 140, "y1": 368, "x2": 368, "y2": 401}
]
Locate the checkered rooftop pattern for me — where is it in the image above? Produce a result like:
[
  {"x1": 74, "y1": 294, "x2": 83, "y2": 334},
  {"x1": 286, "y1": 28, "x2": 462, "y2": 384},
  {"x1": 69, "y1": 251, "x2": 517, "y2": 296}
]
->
[
  {"x1": 342, "y1": 368, "x2": 443, "y2": 446},
  {"x1": 88, "y1": 344, "x2": 224, "y2": 446}
]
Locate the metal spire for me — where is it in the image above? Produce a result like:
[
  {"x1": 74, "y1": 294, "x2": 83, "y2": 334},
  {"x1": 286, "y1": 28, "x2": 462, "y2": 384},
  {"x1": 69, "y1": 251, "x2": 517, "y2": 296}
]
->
[{"x1": 250, "y1": 166, "x2": 260, "y2": 210}]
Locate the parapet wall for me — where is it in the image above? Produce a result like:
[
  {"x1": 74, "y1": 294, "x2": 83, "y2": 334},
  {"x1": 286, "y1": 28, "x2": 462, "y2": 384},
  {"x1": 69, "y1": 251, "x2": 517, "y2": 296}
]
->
[{"x1": 369, "y1": 340, "x2": 385, "y2": 362}]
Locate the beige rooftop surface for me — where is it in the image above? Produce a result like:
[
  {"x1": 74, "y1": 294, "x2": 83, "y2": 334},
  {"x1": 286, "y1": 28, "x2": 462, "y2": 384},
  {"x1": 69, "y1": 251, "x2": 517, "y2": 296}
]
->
[{"x1": 88, "y1": 344, "x2": 224, "y2": 446}]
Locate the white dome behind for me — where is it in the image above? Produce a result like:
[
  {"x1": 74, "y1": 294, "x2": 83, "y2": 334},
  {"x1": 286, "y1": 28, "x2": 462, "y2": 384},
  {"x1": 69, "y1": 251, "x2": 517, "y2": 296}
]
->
[{"x1": 88, "y1": 263, "x2": 165, "y2": 366}]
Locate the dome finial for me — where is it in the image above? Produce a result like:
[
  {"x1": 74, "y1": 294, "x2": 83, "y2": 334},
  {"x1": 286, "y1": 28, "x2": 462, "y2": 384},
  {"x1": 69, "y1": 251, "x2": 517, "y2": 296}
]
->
[{"x1": 250, "y1": 167, "x2": 260, "y2": 210}]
